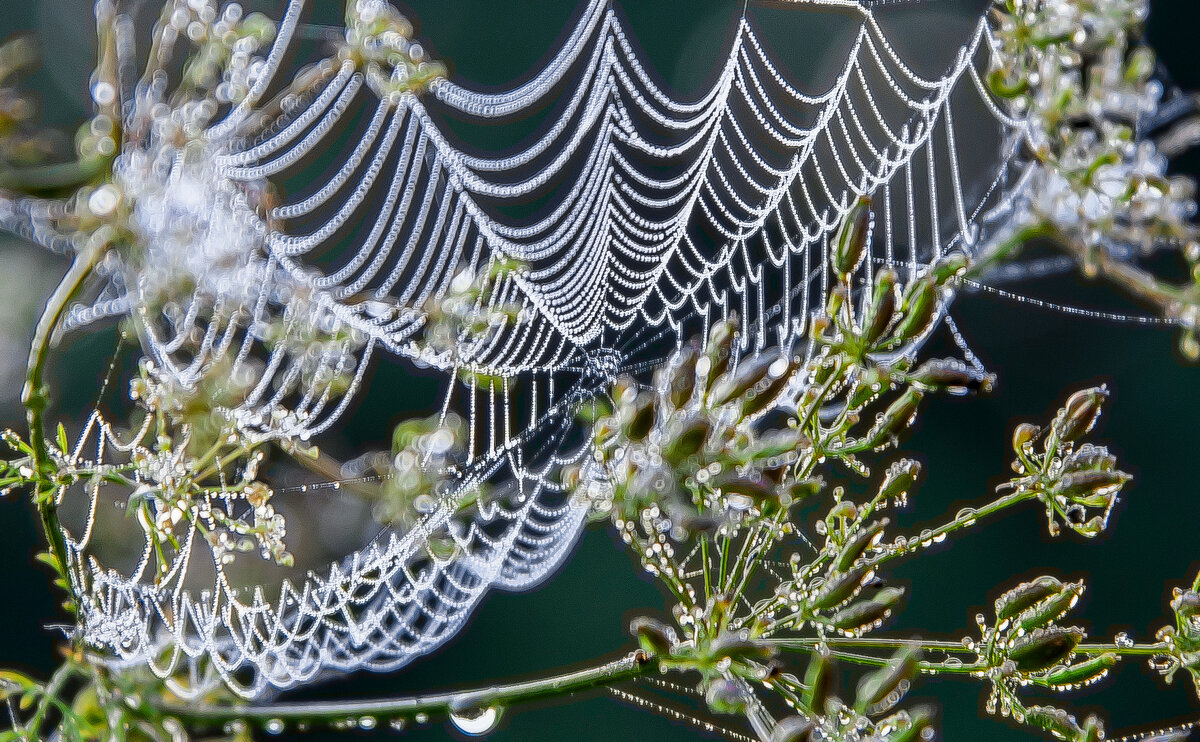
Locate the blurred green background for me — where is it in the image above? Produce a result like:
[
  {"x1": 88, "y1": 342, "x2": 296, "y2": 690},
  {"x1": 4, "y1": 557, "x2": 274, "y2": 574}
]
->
[{"x1": 2, "y1": 0, "x2": 1200, "y2": 739}]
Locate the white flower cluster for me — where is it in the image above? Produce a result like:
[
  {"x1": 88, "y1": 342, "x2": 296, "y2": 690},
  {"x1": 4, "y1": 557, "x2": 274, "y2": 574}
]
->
[
  {"x1": 343, "y1": 0, "x2": 446, "y2": 102},
  {"x1": 993, "y1": 0, "x2": 1199, "y2": 260},
  {"x1": 127, "y1": 360, "x2": 293, "y2": 573},
  {"x1": 153, "y1": 0, "x2": 276, "y2": 107}
]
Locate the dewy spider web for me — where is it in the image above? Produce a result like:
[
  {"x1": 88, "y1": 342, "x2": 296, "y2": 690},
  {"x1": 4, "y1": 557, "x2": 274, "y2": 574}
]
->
[{"x1": 10, "y1": 0, "x2": 1042, "y2": 697}]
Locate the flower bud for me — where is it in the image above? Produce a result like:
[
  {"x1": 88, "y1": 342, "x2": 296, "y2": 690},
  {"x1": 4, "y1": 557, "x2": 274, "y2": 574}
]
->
[
  {"x1": 560, "y1": 464, "x2": 582, "y2": 493},
  {"x1": 705, "y1": 679, "x2": 748, "y2": 715},
  {"x1": 832, "y1": 196, "x2": 872, "y2": 278},
  {"x1": 865, "y1": 388, "x2": 923, "y2": 447},
  {"x1": 1171, "y1": 589, "x2": 1200, "y2": 621},
  {"x1": 622, "y1": 394, "x2": 656, "y2": 442},
  {"x1": 1016, "y1": 581, "x2": 1084, "y2": 633},
  {"x1": 811, "y1": 566, "x2": 869, "y2": 611},
  {"x1": 770, "y1": 717, "x2": 814, "y2": 742},
  {"x1": 930, "y1": 252, "x2": 969, "y2": 285},
  {"x1": 892, "y1": 277, "x2": 937, "y2": 343},
  {"x1": 788, "y1": 477, "x2": 824, "y2": 502},
  {"x1": 709, "y1": 632, "x2": 776, "y2": 664},
  {"x1": 826, "y1": 500, "x2": 858, "y2": 522},
  {"x1": 706, "y1": 318, "x2": 738, "y2": 387},
  {"x1": 1043, "y1": 652, "x2": 1117, "y2": 690},
  {"x1": 855, "y1": 646, "x2": 918, "y2": 711},
  {"x1": 830, "y1": 587, "x2": 903, "y2": 632},
  {"x1": 886, "y1": 705, "x2": 935, "y2": 742},
  {"x1": 710, "y1": 350, "x2": 780, "y2": 408},
  {"x1": 720, "y1": 477, "x2": 776, "y2": 504},
  {"x1": 592, "y1": 417, "x2": 619, "y2": 448},
  {"x1": 1056, "y1": 469, "x2": 1129, "y2": 508},
  {"x1": 668, "y1": 350, "x2": 698, "y2": 409},
  {"x1": 1008, "y1": 627, "x2": 1083, "y2": 672},
  {"x1": 629, "y1": 617, "x2": 676, "y2": 656},
  {"x1": 1012, "y1": 423, "x2": 1040, "y2": 454},
  {"x1": 877, "y1": 459, "x2": 921, "y2": 504},
  {"x1": 742, "y1": 355, "x2": 798, "y2": 417},
  {"x1": 1125, "y1": 46, "x2": 1157, "y2": 85},
  {"x1": 1055, "y1": 386, "x2": 1109, "y2": 445},
  {"x1": 836, "y1": 519, "x2": 889, "y2": 572},
  {"x1": 847, "y1": 366, "x2": 890, "y2": 411},
  {"x1": 823, "y1": 285, "x2": 850, "y2": 326},
  {"x1": 801, "y1": 652, "x2": 833, "y2": 711},
  {"x1": 1023, "y1": 706, "x2": 1084, "y2": 740},
  {"x1": 862, "y1": 268, "x2": 899, "y2": 345},
  {"x1": 995, "y1": 576, "x2": 1064, "y2": 623},
  {"x1": 909, "y1": 358, "x2": 994, "y2": 396},
  {"x1": 663, "y1": 416, "x2": 710, "y2": 464}
]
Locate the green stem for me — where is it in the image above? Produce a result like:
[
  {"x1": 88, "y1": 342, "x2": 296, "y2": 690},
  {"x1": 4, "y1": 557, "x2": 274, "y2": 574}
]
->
[
  {"x1": 23, "y1": 246, "x2": 102, "y2": 609},
  {"x1": 821, "y1": 649, "x2": 983, "y2": 675},
  {"x1": 868, "y1": 488, "x2": 1037, "y2": 569},
  {"x1": 0, "y1": 157, "x2": 109, "y2": 195},
  {"x1": 770, "y1": 637, "x2": 972, "y2": 653},
  {"x1": 23, "y1": 660, "x2": 79, "y2": 737},
  {"x1": 1077, "y1": 642, "x2": 1168, "y2": 657},
  {"x1": 156, "y1": 651, "x2": 658, "y2": 728},
  {"x1": 769, "y1": 636, "x2": 1168, "y2": 662}
]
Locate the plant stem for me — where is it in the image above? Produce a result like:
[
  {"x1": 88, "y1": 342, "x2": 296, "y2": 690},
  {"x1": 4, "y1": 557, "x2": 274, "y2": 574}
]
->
[
  {"x1": 1077, "y1": 642, "x2": 1168, "y2": 657},
  {"x1": 23, "y1": 246, "x2": 102, "y2": 606},
  {"x1": 770, "y1": 637, "x2": 972, "y2": 653},
  {"x1": 770, "y1": 636, "x2": 1168, "y2": 658},
  {"x1": 868, "y1": 488, "x2": 1037, "y2": 569},
  {"x1": 0, "y1": 157, "x2": 109, "y2": 195},
  {"x1": 155, "y1": 651, "x2": 658, "y2": 728}
]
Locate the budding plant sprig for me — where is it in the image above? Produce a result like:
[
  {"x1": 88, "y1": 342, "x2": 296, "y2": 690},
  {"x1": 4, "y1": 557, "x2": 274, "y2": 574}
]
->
[
  {"x1": 570, "y1": 204, "x2": 994, "y2": 739},
  {"x1": 564, "y1": 197, "x2": 1200, "y2": 742},
  {"x1": 983, "y1": 0, "x2": 1200, "y2": 358}
]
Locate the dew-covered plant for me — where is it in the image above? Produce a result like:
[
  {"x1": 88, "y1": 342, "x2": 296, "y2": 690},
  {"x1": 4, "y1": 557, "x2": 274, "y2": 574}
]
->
[{"x1": 0, "y1": 0, "x2": 1199, "y2": 740}]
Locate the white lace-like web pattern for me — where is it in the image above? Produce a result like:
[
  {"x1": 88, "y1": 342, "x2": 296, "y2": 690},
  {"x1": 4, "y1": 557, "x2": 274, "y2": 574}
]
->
[{"x1": 24, "y1": 0, "x2": 1040, "y2": 697}]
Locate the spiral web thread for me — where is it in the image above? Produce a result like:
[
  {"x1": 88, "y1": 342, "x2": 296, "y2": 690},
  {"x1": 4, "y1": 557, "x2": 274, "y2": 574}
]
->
[{"x1": 9, "y1": 0, "x2": 1044, "y2": 697}]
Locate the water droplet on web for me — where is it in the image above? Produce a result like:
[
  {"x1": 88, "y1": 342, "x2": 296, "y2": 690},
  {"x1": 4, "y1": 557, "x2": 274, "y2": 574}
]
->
[
  {"x1": 264, "y1": 719, "x2": 285, "y2": 735},
  {"x1": 448, "y1": 706, "x2": 502, "y2": 736}
]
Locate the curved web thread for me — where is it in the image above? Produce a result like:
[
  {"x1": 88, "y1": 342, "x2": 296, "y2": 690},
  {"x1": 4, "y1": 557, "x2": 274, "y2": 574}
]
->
[{"x1": 43, "y1": 0, "x2": 1040, "y2": 697}]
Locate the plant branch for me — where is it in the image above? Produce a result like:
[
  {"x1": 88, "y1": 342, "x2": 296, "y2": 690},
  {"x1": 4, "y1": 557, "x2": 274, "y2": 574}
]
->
[
  {"x1": 155, "y1": 650, "x2": 658, "y2": 728},
  {"x1": 867, "y1": 488, "x2": 1037, "y2": 569},
  {"x1": 769, "y1": 637, "x2": 973, "y2": 653},
  {"x1": 22, "y1": 244, "x2": 103, "y2": 606}
]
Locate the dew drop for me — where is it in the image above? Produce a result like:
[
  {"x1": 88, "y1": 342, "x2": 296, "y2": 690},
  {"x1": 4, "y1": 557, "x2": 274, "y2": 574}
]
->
[
  {"x1": 448, "y1": 706, "x2": 502, "y2": 736},
  {"x1": 264, "y1": 719, "x2": 285, "y2": 735}
]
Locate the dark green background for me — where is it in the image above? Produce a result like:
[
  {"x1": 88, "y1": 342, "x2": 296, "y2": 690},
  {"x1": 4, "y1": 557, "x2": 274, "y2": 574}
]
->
[{"x1": 2, "y1": 1, "x2": 1200, "y2": 739}]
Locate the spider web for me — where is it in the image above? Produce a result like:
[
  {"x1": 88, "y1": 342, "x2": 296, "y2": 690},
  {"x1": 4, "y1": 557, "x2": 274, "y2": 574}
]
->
[{"x1": 14, "y1": 0, "x2": 1042, "y2": 697}]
